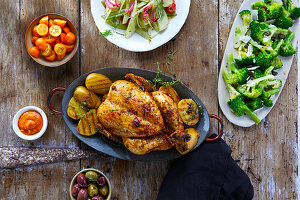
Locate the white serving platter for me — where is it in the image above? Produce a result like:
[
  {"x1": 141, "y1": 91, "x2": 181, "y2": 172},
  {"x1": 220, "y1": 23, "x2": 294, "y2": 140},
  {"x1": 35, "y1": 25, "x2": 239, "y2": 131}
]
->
[
  {"x1": 218, "y1": 0, "x2": 299, "y2": 127},
  {"x1": 90, "y1": 0, "x2": 190, "y2": 52}
]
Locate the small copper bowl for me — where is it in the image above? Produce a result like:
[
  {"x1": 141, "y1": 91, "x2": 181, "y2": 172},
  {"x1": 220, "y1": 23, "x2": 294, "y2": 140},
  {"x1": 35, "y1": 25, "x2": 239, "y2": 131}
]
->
[
  {"x1": 69, "y1": 168, "x2": 112, "y2": 200},
  {"x1": 25, "y1": 13, "x2": 78, "y2": 67}
]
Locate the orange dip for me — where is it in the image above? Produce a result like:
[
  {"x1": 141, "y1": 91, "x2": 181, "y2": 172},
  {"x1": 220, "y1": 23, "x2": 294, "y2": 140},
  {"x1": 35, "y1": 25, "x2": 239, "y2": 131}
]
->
[{"x1": 18, "y1": 110, "x2": 43, "y2": 135}]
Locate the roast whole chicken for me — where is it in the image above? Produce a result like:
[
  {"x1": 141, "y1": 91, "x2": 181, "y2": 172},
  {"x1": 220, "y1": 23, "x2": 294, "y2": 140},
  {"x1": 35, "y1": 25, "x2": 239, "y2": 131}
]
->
[{"x1": 97, "y1": 73, "x2": 186, "y2": 155}]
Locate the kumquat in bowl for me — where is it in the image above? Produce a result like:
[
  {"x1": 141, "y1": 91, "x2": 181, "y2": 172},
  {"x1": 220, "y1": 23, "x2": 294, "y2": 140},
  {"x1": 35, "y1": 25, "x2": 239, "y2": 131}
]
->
[{"x1": 25, "y1": 13, "x2": 78, "y2": 67}]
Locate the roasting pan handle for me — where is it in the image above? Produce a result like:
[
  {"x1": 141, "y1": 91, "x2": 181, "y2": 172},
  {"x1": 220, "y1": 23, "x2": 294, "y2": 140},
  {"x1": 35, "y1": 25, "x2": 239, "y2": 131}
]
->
[
  {"x1": 47, "y1": 87, "x2": 66, "y2": 115},
  {"x1": 205, "y1": 114, "x2": 223, "y2": 142}
]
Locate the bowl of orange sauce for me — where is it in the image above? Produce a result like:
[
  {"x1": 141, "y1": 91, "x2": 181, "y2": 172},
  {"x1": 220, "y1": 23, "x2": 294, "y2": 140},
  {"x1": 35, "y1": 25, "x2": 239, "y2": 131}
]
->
[{"x1": 12, "y1": 106, "x2": 48, "y2": 140}]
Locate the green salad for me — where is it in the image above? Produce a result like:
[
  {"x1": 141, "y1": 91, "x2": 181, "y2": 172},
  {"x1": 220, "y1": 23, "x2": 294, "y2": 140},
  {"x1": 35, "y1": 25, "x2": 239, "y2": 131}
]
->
[
  {"x1": 223, "y1": 0, "x2": 300, "y2": 124},
  {"x1": 100, "y1": 0, "x2": 177, "y2": 41}
]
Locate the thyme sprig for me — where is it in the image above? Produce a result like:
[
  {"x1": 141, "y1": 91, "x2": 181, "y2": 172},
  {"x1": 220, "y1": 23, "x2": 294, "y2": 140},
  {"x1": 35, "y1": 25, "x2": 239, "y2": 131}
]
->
[{"x1": 151, "y1": 51, "x2": 179, "y2": 90}]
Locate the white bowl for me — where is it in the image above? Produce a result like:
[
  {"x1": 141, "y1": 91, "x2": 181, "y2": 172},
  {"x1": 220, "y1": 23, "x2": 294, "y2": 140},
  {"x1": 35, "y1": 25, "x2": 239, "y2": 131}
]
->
[
  {"x1": 12, "y1": 106, "x2": 48, "y2": 140},
  {"x1": 91, "y1": 0, "x2": 191, "y2": 52}
]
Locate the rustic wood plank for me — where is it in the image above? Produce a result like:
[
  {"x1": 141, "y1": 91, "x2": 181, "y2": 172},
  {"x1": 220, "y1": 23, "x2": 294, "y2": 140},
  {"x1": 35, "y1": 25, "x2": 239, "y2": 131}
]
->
[
  {"x1": 80, "y1": 0, "x2": 219, "y2": 199},
  {"x1": 218, "y1": 0, "x2": 298, "y2": 199},
  {"x1": 0, "y1": 0, "x2": 81, "y2": 199}
]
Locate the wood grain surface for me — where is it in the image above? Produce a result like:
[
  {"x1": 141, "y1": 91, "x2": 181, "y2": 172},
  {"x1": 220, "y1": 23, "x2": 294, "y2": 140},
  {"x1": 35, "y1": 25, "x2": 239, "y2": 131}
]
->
[{"x1": 0, "y1": 0, "x2": 297, "y2": 200}]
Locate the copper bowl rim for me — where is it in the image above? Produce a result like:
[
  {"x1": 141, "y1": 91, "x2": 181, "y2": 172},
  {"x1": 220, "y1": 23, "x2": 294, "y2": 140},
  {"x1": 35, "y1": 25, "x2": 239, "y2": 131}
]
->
[
  {"x1": 24, "y1": 13, "x2": 79, "y2": 67},
  {"x1": 69, "y1": 168, "x2": 112, "y2": 200}
]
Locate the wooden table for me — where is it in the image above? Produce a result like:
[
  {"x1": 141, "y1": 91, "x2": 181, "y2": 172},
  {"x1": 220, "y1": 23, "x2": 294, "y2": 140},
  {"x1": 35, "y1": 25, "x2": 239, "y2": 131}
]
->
[{"x1": 0, "y1": 0, "x2": 297, "y2": 199}]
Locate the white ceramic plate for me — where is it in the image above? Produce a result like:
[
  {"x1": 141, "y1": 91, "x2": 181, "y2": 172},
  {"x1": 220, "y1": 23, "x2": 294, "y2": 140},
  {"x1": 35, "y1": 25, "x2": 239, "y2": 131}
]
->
[
  {"x1": 90, "y1": 0, "x2": 191, "y2": 52},
  {"x1": 218, "y1": 0, "x2": 299, "y2": 127}
]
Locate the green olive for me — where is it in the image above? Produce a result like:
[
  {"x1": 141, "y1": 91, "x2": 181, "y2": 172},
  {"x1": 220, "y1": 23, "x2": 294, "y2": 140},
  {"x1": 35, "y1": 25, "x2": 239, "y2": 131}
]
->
[
  {"x1": 74, "y1": 86, "x2": 101, "y2": 109},
  {"x1": 85, "y1": 170, "x2": 99, "y2": 182},
  {"x1": 99, "y1": 185, "x2": 109, "y2": 196},
  {"x1": 88, "y1": 183, "x2": 99, "y2": 197}
]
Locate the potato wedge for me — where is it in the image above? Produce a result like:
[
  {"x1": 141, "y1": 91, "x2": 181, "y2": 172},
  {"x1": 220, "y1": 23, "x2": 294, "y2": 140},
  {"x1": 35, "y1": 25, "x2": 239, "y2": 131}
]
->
[
  {"x1": 67, "y1": 97, "x2": 89, "y2": 120},
  {"x1": 77, "y1": 109, "x2": 98, "y2": 136},
  {"x1": 178, "y1": 99, "x2": 199, "y2": 126},
  {"x1": 159, "y1": 85, "x2": 180, "y2": 104},
  {"x1": 74, "y1": 86, "x2": 101, "y2": 109},
  {"x1": 175, "y1": 128, "x2": 200, "y2": 155},
  {"x1": 85, "y1": 73, "x2": 113, "y2": 94}
]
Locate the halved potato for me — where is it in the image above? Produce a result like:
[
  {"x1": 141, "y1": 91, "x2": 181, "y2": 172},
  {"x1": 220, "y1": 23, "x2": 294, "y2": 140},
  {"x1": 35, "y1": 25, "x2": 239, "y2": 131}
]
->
[
  {"x1": 77, "y1": 109, "x2": 98, "y2": 136},
  {"x1": 67, "y1": 97, "x2": 89, "y2": 120},
  {"x1": 159, "y1": 85, "x2": 180, "y2": 104},
  {"x1": 175, "y1": 128, "x2": 200, "y2": 155},
  {"x1": 73, "y1": 86, "x2": 101, "y2": 109},
  {"x1": 85, "y1": 73, "x2": 113, "y2": 94},
  {"x1": 178, "y1": 99, "x2": 199, "y2": 126}
]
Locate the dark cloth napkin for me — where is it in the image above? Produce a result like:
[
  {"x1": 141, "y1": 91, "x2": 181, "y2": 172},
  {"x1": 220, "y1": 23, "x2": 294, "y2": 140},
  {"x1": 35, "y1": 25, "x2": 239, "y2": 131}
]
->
[{"x1": 157, "y1": 135, "x2": 254, "y2": 200}]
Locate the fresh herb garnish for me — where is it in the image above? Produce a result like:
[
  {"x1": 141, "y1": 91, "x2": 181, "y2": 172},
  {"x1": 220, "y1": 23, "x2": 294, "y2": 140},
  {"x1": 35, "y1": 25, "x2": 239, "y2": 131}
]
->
[
  {"x1": 100, "y1": 16, "x2": 124, "y2": 38},
  {"x1": 151, "y1": 51, "x2": 179, "y2": 90},
  {"x1": 195, "y1": 104, "x2": 203, "y2": 116},
  {"x1": 100, "y1": 30, "x2": 113, "y2": 38}
]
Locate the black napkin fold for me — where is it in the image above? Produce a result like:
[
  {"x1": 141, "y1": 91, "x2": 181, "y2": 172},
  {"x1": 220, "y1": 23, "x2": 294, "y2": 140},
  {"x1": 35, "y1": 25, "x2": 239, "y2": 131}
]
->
[{"x1": 157, "y1": 135, "x2": 254, "y2": 200}]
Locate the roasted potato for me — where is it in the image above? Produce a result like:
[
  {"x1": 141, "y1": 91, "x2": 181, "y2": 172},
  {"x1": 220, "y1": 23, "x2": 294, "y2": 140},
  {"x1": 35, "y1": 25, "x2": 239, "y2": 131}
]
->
[
  {"x1": 159, "y1": 85, "x2": 180, "y2": 104},
  {"x1": 85, "y1": 73, "x2": 113, "y2": 94},
  {"x1": 77, "y1": 109, "x2": 98, "y2": 136},
  {"x1": 67, "y1": 97, "x2": 89, "y2": 120},
  {"x1": 175, "y1": 128, "x2": 200, "y2": 155},
  {"x1": 178, "y1": 99, "x2": 199, "y2": 126},
  {"x1": 74, "y1": 86, "x2": 101, "y2": 109}
]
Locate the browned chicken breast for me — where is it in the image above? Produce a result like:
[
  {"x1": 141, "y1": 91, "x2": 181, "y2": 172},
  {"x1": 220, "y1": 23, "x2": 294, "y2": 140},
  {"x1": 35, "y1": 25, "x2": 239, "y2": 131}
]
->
[
  {"x1": 97, "y1": 80, "x2": 164, "y2": 138},
  {"x1": 151, "y1": 91, "x2": 184, "y2": 134},
  {"x1": 122, "y1": 135, "x2": 173, "y2": 155}
]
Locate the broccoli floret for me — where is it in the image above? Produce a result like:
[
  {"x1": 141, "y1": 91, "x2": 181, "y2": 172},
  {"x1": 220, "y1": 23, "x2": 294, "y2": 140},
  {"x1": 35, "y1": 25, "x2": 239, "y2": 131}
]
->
[
  {"x1": 235, "y1": 39, "x2": 283, "y2": 69},
  {"x1": 235, "y1": 54, "x2": 256, "y2": 67},
  {"x1": 228, "y1": 98, "x2": 261, "y2": 124},
  {"x1": 279, "y1": 31, "x2": 297, "y2": 57},
  {"x1": 282, "y1": 0, "x2": 300, "y2": 20},
  {"x1": 248, "y1": 39, "x2": 283, "y2": 69},
  {"x1": 245, "y1": 98, "x2": 264, "y2": 111},
  {"x1": 274, "y1": 16, "x2": 294, "y2": 28},
  {"x1": 237, "y1": 83, "x2": 263, "y2": 99},
  {"x1": 260, "y1": 79, "x2": 282, "y2": 90},
  {"x1": 236, "y1": 75, "x2": 274, "y2": 98},
  {"x1": 270, "y1": 57, "x2": 283, "y2": 69},
  {"x1": 258, "y1": 7, "x2": 268, "y2": 22},
  {"x1": 250, "y1": 21, "x2": 288, "y2": 46},
  {"x1": 252, "y1": 1, "x2": 283, "y2": 19},
  {"x1": 222, "y1": 53, "x2": 249, "y2": 85},
  {"x1": 261, "y1": 88, "x2": 280, "y2": 107},
  {"x1": 290, "y1": 7, "x2": 300, "y2": 20},
  {"x1": 264, "y1": 0, "x2": 272, "y2": 3},
  {"x1": 253, "y1": 68, "x2": 264, "y2": 78},
  {"x1": 240, "y1": 10, "x2": 252, "y2": 25}
]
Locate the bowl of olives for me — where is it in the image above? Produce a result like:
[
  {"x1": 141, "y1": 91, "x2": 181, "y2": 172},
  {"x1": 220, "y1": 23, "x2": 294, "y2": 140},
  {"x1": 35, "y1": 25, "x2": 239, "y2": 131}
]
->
[{"x1": 70, "y1": 168, "x2": 111, "y2": 200}]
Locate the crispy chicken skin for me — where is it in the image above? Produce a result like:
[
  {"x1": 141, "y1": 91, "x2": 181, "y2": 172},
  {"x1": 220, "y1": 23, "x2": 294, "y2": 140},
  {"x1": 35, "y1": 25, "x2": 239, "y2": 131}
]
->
[
  {"x1": 122, "y1": 135, "x2": 174, "y2": 155},
  {"x1": 151, "y1": 91, "x2": 184, "y2": 133},
  {"x1": 96, "y1": 122, "x2": 122, "y2": 143},
  {"x1": 125, "y1": 73, "x2": 154, "y2": 92},
  {"x1": 97, "y1": 80, "x2": 164, "y2": 138}
]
